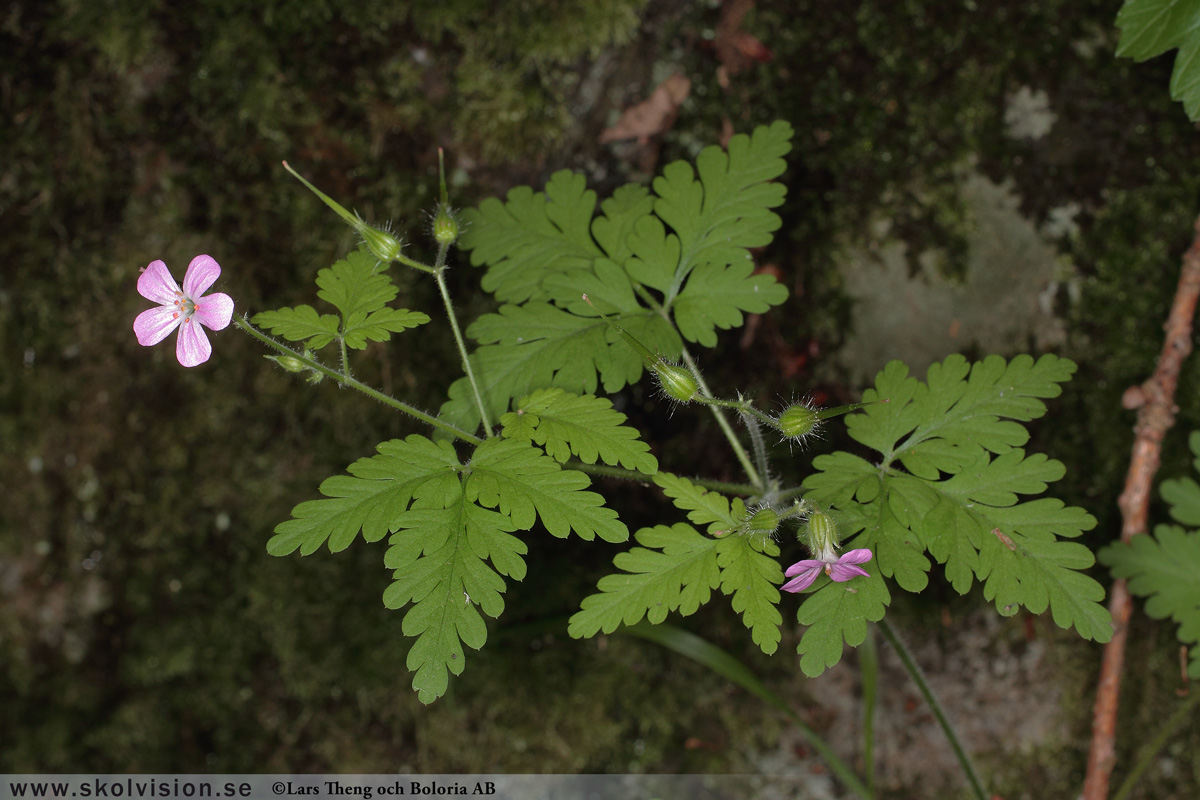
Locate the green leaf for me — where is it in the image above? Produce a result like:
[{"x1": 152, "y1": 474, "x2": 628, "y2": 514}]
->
[
  {"x1": 266, "y1": 434, "x2": 462, "y2": 556},
  {"x1": 800, "y1": 354, "x2": 1109, "y2": 675},
  {"x1": 500, "y1": 388, "x2": 658, "y2": 474},
  {"x1": 795, "y1": 572, "x2": 891, "y2": 678},
  {"x1": 316, "y1": 246, "x2": 400, "y2": 319},
  {"x1": 1162, "y1": 431, "x2": 1200, "y2": 525},
  {"x1": 626, "y1": 121, "x2": 792, "y2": 342},
  {"x1": 568, "y1": 523, "x2": 721, "y2": 636},
  {"x1": 716, "y1": 535, "x2": 784, "y2": 654},
  {"x1": 1116, "y1": 0, "x2": 1200, "y2": 61},
  {"x1": 1116, "y1": 0, "x2": 1200, "y2": 120},
  {"x1": 342, "y1": 307, "x2": 430, "y2": 350},
  {"x1": 466, "y1": 437, "x2": 628, "y2": 543},
  {"x1": 651, "y1": 121, "x2": 792, "y2": 292},
  {"x1": 673, "y1": 259, "x2": 789, "y2": 347},
  {"x1": 1101, "y1": 526, "x2": 1200, "y2": 678},
  {"x1": 252, "y1": 305, "x2": 341, "y2": 350},
  {"x1": 384, "y1": 501, "x2": 525, "y2": 704},
  {"x1": 439, "y1": 300, "x2": 680, "y2": 434},
  {"x1": 460, "y1": 170, "x2": 602, "y2": 304},
  {"x1": 255, "y1": 246, "x2": 427, "y2": 352},
  {"x1": 653, "y1": 472, "x2": 745, "y2": 535},
  {"x1": 591, "y1": 184, "x2": 655, "y2": 263}
]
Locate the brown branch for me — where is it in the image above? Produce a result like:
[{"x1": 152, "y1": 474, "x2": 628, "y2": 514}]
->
[{"x1": 1082, "y1": 213, "x2": 1200, "y2": 799}]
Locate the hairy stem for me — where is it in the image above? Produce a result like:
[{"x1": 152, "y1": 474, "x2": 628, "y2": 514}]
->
[
  {"x1": 434, "y1": 252, "x2": 494, "y2": 438},
  {"x1": 567, "y1": 461, "x2": 759, "y2": 496},
  {"x1": 233, "y1": 315, "x2": 482, "y2": 445},
  {"x1": 679, "y1": 347, "x2": 763, "y2": 491}
]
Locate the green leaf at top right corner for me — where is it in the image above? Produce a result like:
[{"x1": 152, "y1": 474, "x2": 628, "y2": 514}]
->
[{"x1": 1116, "y1": 0, "x2": 1200, "y2": 120}]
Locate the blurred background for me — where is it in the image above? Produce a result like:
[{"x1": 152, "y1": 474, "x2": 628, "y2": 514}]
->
[{"x1": 4, "y1": 0, "x2": 1200, "y2": 795}]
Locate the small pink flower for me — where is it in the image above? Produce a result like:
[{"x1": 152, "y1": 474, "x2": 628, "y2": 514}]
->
[
  {"x1": 134, "y1": 256, "x2": 234, "y2": 367},
  {"x1": 781, "y1": 548, "x2": 872, "y2": 593}
]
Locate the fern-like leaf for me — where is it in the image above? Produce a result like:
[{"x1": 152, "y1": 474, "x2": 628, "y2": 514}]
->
[
  {"x1": 500, "y1": 388, "x2": 658, "y2": 474},
  {"x1": 800, "y1": 354, "x2": 1110, "y2": 676},
  {"x1": 254, "y1": 246, "x2": 428, "y2": 351},
  {"x1": 568, "y1": 523, "x2": 721, "y2": 636}
]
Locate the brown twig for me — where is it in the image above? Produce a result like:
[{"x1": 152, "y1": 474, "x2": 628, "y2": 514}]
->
[{"x1": 1082, "y1": 214, "x2": 1200, "y2": 799}]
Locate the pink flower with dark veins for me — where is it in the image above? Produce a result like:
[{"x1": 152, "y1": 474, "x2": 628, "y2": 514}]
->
[
  {"x1": 134, "y1": 256, "x2": 234, "y2": 367},
  {"x1": 781, "y1": 548, "x2": 872, "y2": 593}
]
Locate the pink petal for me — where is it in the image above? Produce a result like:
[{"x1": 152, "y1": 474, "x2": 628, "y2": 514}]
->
[
  {"x1": 828, "y1": 550, "x2": 872, "y2": 582},
  {"x1": 138, "y1": 260, "x2": 182, "y2": 305},
  {"x1": 828, "y1": 563, "x2": 870, "y2": 582},
  {"x1": 784, "y1": 558, "x2": 824, "y2": 578},
  {"x1": 175, "y1": 317, "x2": 213, "y2": 367},
  {"x1": 182, "y1": 255, "x2": 221, "y2": 298},
  {"x1": 134, "y1": 305, "x2": 183, "y2": 346},
  {"x1": 781, "y1": 564, "x2": 822, "y2": 593},
  {"x1": 193, "y1": 291, "x2": 234, "y2": 331},
  {"x1": 838, "y1": 549, "x2": 873, "y2": 565}
]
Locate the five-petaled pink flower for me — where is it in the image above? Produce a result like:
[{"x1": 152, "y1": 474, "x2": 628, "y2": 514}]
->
[
  {"x1": 134, "y1": 256, "x2": 234, "y2": 367},
  {"x1": 781, "y1": 548, "x2": 873, "y2": 593}
]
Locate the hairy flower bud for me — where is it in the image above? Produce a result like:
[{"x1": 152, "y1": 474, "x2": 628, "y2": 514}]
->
[
  {"x1": 654, "y1": 361, "x2": 699, "y2": 403},
  {"x1": 269, "y1": 355, "x2": 306, "y2": 373},
  {"x1": 359, "y1": 224, "x2": 404, "y2": 263},
  {"x1": 805, "y1": 508, "x2": 840, "y2": 555},
  {"x1": 432, "y1": 203, "x2": 460, "y2": 247},
  {"x1": 746, "y1": 507, "x2": 781, "y2": 536},
  {"x1": 776, "y1": 403, "x2": 821, "y2": 440}
]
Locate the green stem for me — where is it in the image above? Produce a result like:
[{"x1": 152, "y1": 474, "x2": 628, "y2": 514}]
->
[
  {"x1": 434, "y1": 259, "x2": 493, "y2": 438},
  {"x1": 566, "y1": 461, "x2": 758, "y2": 496},
  {"x1": 337, "y1": 333, "x2": 351, "y2": 378},
  {"x1": 696, "y1": 393, "x2": 779, "y2": 428},
  {"x1": 393, "y1": 251, "x2": 437, "y2": 274},
  {"x1": 679, "y1": 347, "x2": 763, "y2": 491},
  {"x1": 233, "y1": 315, "x2": 482, "y2": 445},
  {"x1": 878, "y1": 619, "x2": 987, "y2": 800},
  {"x1": 741, "y1": 402, "x2": 773, "y2": 495},
  {"x1": 1111, "y1": 687, "x2": 1200, "y2": 800},
  {"x1": 859, "y1": 624, "x2": 880, "y2": 796}
]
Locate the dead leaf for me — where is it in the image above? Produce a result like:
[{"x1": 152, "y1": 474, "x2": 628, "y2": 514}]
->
[
  {"x1": 713, "y1": 0, "x2": 772, "y2": 88},
  {"x1": 599, "y1": 72, "x2": 691, "y2": 144}
]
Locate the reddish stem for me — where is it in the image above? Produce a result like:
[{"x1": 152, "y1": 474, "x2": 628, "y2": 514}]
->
[{"x1": 1082, "y1": 214, "x2": 1200, "y2": 799}]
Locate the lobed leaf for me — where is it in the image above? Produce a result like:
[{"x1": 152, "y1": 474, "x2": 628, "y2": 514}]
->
[
  {"x1": 500, "y1": 388, "x2": 658, "y2": 474},
  {"x1": 253, "y1": 305, "x2": 341, "y2": 350},
  {"x1": 1100, "y1": 525, "x2": 1200, "y2": 677},
  {"x1": 466, "y1": 437, "x2": 628, "y2": 543},
  {"x1": 316, "y1": 246, "x2": 400, "y2": 319},
  {"x1": 567, "y1": 523, "x2": 721, "y2": 637},
  {"x1": 1115, "y1": 0, "x2": 1200, "y2": 120},
  {"x1": 799, "y1": 354, "x2": 1108, "y2": 675},
  {"x1": 653, "y1": 472, "x2": 745, "y2": 535},
  {"x1": 716, "y1": 535, "x2": 784, "y2": 654}
]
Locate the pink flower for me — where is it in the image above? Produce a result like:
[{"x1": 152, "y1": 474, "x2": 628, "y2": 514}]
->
[
  {"x1": 781, "y1": 548, "x2": 872, "y2": 593},
  {"x1": 134, "y1": 256, "x2": 234, "y2": 367}
]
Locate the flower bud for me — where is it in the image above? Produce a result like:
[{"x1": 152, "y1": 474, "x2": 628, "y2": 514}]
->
[
  {"x1": 359, "y1": 224, "x2": 403, "y2": 263},
  {"x1": 776, "y1": 403, "x2": 821, "y2": 440},
  {"x1": 268, "y1": 354, "x2": 306, "y2": 373},
  {"x1": 746, "y1": 507, "x2": 781, "y2": 536},
  {"x1": 432, "y1": 203, "x2": 460, "y2": 247},
  {"x1": 805, "y1": 508, "x2": 840, "y2": 554},
  {"x1": 654, "y1": 361, "x2": 699, "y2": 403}
]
